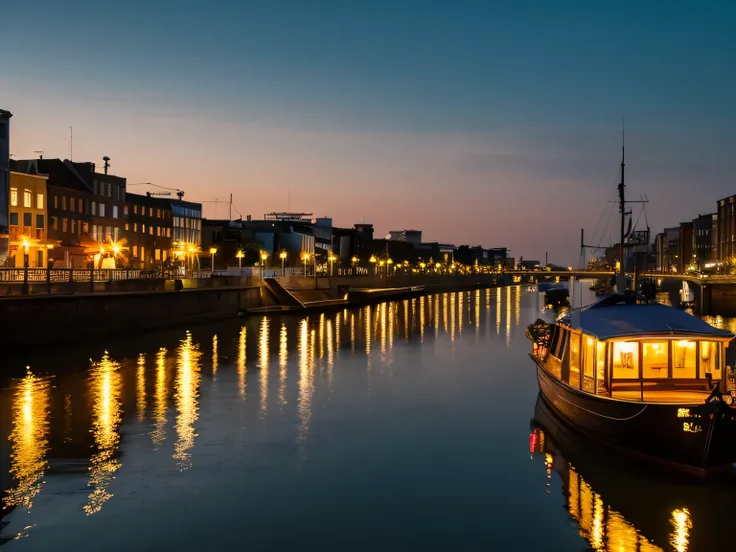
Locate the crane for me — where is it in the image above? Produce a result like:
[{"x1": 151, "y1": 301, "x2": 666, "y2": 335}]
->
[{"x1": 128, "y1": 182, "x2": 185, "y2": 199}]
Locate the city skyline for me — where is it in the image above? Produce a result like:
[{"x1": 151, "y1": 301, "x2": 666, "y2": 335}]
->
[{"x1": 3, "y1": 0, "x2": 735, "y2": 265}]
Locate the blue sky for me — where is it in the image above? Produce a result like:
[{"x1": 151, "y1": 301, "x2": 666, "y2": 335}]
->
[{"x1": 2, "y1": 0, "x2": 735, "y2": 264}]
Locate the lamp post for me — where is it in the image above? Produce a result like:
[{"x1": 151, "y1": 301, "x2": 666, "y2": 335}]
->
[
  {"x1": 236, "y1": 250, "x2": 244, "y2": 269},
  {"x1": 302, "y1": 252, "x2": 310, "y2": 277},
  {"x1": 379, "y1": 259, "x2": 385, "y2": 278},
  {"x1": 328, "y1": 253, "x2": 337, "y2": 276},
  {"x1": 21, "y1": 237, "x2": 30, "y2": 295},
  {"x1": 387, "y1": 258, "x2": 393, "y2": 279},
  {"x1": 419, "y1": 261, "x2": 426, "y2": 273},
  {"x1": 46, "y1": 244, "x2": 54, "y2": 294},
  {"x1": 260, "y1": 250, "x2": 269, "y2": 281},
  {"x1": 369, "y1": 255, "x2": 377, "y2": 275},
  {"x1": 280, "y1": 250, "x2": 287, "y2": 276},
  {"x1": 351, "y1": 256, "x2": 359, "y2": 275},
  {"x1": 209, "y1": 247, "x2": 217, "y2": 275}
]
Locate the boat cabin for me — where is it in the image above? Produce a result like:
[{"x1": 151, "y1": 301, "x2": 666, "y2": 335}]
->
[{"x1": 542, "y1": 297, "x2": 735, "y2": 404}]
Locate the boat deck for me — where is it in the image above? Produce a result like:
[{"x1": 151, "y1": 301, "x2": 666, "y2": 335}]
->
[{"x1": 611, "y1": 389, "x2": 711, "y2": 404}]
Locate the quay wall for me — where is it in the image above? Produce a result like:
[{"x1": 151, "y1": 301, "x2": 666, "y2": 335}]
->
[{"x1": 0, "y1": 285, "x2": 262, "y2": 348}]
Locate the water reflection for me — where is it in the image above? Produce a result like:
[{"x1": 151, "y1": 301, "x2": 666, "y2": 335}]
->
[
  {"x1": 1, "y1": 288, "x2": 531, "y2": 541},
  {"x1": 84, "y1": 353, "x2": 123, "y2": 516},
  {"x1": 4, "y1": 371, "x2": 51, "y2": 513},
  {"x1": 173, "y1": 332, "x2": 201, "y2": 471},
  {"x1": 528, "y1": 394, "x2": 725, "y2": 552},
  {"x1": 259, "y1": 317, "x2": 270, "y2": 418}
]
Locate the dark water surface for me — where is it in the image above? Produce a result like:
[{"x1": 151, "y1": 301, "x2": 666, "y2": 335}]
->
[{"x1": 0, "y1": 285, "x2": 732, "y2": 550}]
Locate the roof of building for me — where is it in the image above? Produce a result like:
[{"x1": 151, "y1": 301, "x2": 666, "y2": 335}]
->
[
  {"x1": 13, "y1": 158, "x2": 91, "y2": 192},
  {"x1": 563, "y1": 296, "x2": 733, "y2": 340}
]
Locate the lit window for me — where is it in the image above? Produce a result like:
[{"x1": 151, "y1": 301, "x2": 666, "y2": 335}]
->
[
  {"x1": 113, "y1": 205, "x2": 118, "y2": 219},
  {"x1": 24, "y1": 190, "x2": 32, "y2": 208},
  {"x1": 673, "y1": 340, "x2": 696, "y2": 378},
  {"x1": 700, "y1": 341, "x2": 721, "y2": 380},
  {"x1": 612, "y1": 342, "x2": 638, "y2": 379},
  {"x1": 10, "y1": 188, "x2": 17, "y2": 206},
  {"x1": 642, "y1": 342, "x2": 668, "y2": 378},
  {"x1": 99, "y1": 203, "x2": 106, "y2": 217},
  {"x1": 91, "y1": 202, "x2": 96, "y2": 216},
  {"x1": 70, "y1": 197, "x2": 75, "y2": 211}
]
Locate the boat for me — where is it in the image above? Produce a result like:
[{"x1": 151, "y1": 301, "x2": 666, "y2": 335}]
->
[
  {"x1": 537, "y1": 281, "x2": 569, "y2": 306},
  {"x1": 527, "y1": 138, "x2": 736, "y2": 477},
  {"x1": 529, "y1": 394, "x2": 736, "y2": 551}
]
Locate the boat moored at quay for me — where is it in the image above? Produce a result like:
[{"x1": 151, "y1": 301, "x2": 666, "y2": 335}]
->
[{"x1": 527, "y1": 292, "x2": 736, "y2": 476}]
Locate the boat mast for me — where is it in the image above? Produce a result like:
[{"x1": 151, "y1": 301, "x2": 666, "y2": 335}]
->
[{"x1": 617, "y1": 121, "x2": 626, "y2": 293}]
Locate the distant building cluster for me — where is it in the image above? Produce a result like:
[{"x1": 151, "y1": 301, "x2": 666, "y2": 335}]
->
[
  {"x1": 652, "y1": 197, "x2": 736, "y2": 273},
  {"x1": 0, "y1": 108, "x2": 511, "y2": 273}
]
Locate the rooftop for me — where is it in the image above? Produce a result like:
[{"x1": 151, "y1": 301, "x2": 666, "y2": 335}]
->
[{"x1": 563, "y1": 297, "x2": 733, "y2": 340}]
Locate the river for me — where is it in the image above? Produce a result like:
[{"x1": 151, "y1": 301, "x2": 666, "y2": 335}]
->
[{"x1": 0, "y1": 283, "x2": 734, "y2": 550}]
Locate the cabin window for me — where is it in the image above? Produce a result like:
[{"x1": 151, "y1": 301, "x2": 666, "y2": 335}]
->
[
  {"x1": 582, "y1": 336, "x2": 595, "y2": 392},
  {"x1": 673, "y1": 340, "x2": 696, "y2": 379},
  {"x1": 642, "y1": 342, "x2": 668, "y2": 379},
  {"x1": 700, "y1": 341, "x2": 720, "y2": 380},
  {"x1": 612, "y1": 342, "x2": 638, "y2": 379},
  {"x1": 596, "y1": 341, "x2": 607, "y2": 394},
  {"x1": 566, "y1": 331, "x2": 579, "y2": 388}
]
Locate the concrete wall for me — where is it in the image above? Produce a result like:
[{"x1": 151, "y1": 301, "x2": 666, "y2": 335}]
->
[{"x1": 0, "y1": 285, "x2": 263, "y2": 348}]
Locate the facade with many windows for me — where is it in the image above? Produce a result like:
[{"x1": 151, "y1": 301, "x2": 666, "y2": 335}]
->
[
  {"x1": 171, "y1": 199, "x2": 202, "y2": 247},
  {"x1": 125, "y1": 193, "x2": 173, "y2": 268},
  {"x1": 7, "y1": 171, "x2": 51, "y2": 267}
]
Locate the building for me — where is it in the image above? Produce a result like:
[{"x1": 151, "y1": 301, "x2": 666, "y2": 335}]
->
[
  {"x1": 716, "y1": 195, "x2": 735, "y2": 262},
  {"x1": 711, "y1": 212, "x2": 719, "y2": 263},
  {"x1": 12, "y1": 157, "x2": 127, "y2": 267},
  {"x1": 0, "y1": 109, "x2": 10, "y2": 264},
  {"x1": 389, "y1": 229, "x2": 422, "y2": 245},
  {"x1": 125, "y1": 193, "x2": 174, "y2": 268},
  {"x1": 660, "y1": 227, "x2": 680, "y2": 272},
  {"x1": 171, "y1": 198, "x2": 202, "y2": 248},
  {"x1": 678, "y1": 221, "x2": 694, "y2": 272},
  {"x1": 7, "y1": 171, "x2": 51, "y2": 267},
  {"x1": 332, "y1": 223, "x2": 374, "y2": 264},
  {"x1": 655, "y1": 232, "x2": 665, "y2": 271},
  {"x1": 692, "y1": 214, "x2": 713, "y2": 270}
]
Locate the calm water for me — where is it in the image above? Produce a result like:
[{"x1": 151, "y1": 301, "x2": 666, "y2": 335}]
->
[{"x1": 0, "y1": 284, "x2": 734, "y2": 550}]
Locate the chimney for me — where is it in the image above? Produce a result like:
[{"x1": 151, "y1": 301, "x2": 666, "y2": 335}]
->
[{"x1": 103, "y1": 156, "x2": 110, "y2": 175}]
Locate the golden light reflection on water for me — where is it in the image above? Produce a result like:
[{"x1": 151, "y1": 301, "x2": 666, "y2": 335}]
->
[
  {"x1": 365, "y1": 306, "x2": 372, "y2": 368},
  {"x1": 136, "y1": 353, "x2": 146, "y2": 422},
  {"x1": 259, "y1": 317, "x2": 270, "y2": 418},
  {"x1": 380, "y1": 303, "x2": 387, "y2": 353},
  {"x1": 457, "y1": 292, "x2": 463, "y2": 336},
  {"x1": 4, "y1": 370, "x2": 51, "y2": 513},
  {"x1": 496, "y1": 289, "x2": 501, "y2": 334},
  {"x1": 420, "y1": 296, "x2": 425, "y2": 342},
  {"x1": 173, "y1": 332, "x2": 201, "y2": 471},
  {"x1": 515, "y1": 285, "x2": 521, "y2": 326},
  {"x1": 237, "y1": 326, "x2": 247, "y2": 399},
  {"x1": 505, "y1": 285, "x2": 511, "y2": 346},
  {"x1": 350, "y1": 312, "x2": 356, "y2": 352},
  {"x1": 279, "y1": 324, "x2": 288, "y2": 404},
  {"x1": 151, "y1": 348, "x2": 168, "y2": 449},
  {"x1": 212, "y1": 334, "x2": 218, "y2": 378},
  {"x1": 84, "y1": 353, "x2": 123, "y2": 516},
  {"x1": 670, "y1": 509, "x2": 691, "y2": 552},
  {"x1": 326, "y1": 318, "x2": 334, "y2": 387},
  {"x1": 297, "y1": 319, "x2": 313, "y2": 452},
  {"x1": 475, "y1": 289, "x2": 481, "y2": 335},
  {"x1": 535, "y1": 427, "x2": 667, "y2": 552}
]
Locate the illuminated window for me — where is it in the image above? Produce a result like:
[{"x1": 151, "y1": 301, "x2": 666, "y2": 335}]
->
[
  {"x1": 642, "y1": 342, "x2": 668, "y2": 378},
  {"x1": 700, "y1": 341, "x2": 721, "y2": 381},
  {"x1": 36, "y1": 192, "x2": 43, "y2": 209},
  {"x1": 133, "y1": 245, "x2": 138, "y2": 257},
  {"x1": 62, "y1": 218, "x2": 68, "y2": 232},
  {"x1": 24, "y1": 189, "x2": 32, "y2": 208},
  {"x1": 99, "y1": 203, "x2": 106, "y2": 217},
  {"x1": 673, "y1": 340, "x2": 696, "y2": 379},
  {"x1": 70, "y1": 197, "x2": 75, "y2": 211},
  {"x1": 10, "y1": 188, "x2": 17, "y2": 206},
  {"x1": 582, "y1": 336, "x2": 595, "y2": 392},
  {"x1": 596, "y1": 341, "x2": 607, "y2": 394},
  {"x1": 612, "y1": 342, "x2": 638, "y2": 379},
  {"x1": 61, "y1": 195, "x2": 66, "y2": 210}
]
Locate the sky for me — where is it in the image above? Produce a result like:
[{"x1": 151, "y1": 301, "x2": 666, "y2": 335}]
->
[{"x1": 2, "y1": 0, "x2": 735, "y2": 265}]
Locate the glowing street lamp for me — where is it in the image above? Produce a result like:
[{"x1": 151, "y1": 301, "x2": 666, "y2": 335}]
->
[
  {"x1": 351, "y1": 255, "x2": 359, "y2": 275},
  {"x1": 236, "y1": 249, "x2": 245, "y2": 268},
  {"x1": 209, "y1": 247, "x2": 218, "y2": 273},
  {"x1": 279, "y1": 250, "x2": 287, "y2": 275},
  {"x1": 328, "y1": 253, "x2": 337, "y2": 276},
  {"x1": 302, "y1": 252, "x2": 311, "y2": 275}
]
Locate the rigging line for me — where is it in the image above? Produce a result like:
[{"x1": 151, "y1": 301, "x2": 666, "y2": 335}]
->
[
  {"x1": 589, "y1": 185, "x2": 617, "y2": 248},
  {"x1": 595, "y1": 203, "x2": 615, "y2": 252},
  {"x1": 589, "y1": 162, "x2": 623, "y2": 247}
]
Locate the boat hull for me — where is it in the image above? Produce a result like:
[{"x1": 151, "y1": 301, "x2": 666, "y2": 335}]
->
[{"x1": 533, "y1": 355, "x2": 736, "y2": 476}]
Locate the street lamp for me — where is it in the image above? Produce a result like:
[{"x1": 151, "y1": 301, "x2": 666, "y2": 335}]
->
[
  {"x1": 280, "y1": 250, "x2": 287, "y2": 276},
  {"x1": 351, "y1": 256, "x2": 359, "y2": 275},
  {"x1": 46, "y1": 244, "x2": 54, "y2": 294},
  {"x1": 370, "y1": 255, "x2": 377, "y2": 275},
  {"x1": 236, "y1": 249, "x2": 244, "y2": 268},
  {"x1": 302, "y1": 252, "x2": 311, "y2": 276},
  {"x1": 328, "y1": 253, "x2": 337, "y2": 276},
  {"x1": 21, "y1": 237, "x2": 30, "y2": 295},
  {"x1": 260, "y1": 250, "x2": 269, "y2": 280},
  {"x1": 386, "y1": 258, "x2": 393, "y2": 278},
  {"x1": 209, "y1": 247, "x2": 218, "y2": 274},
  {"x1": 379, "y1": 259, "x2": 385, "y2": 278}
]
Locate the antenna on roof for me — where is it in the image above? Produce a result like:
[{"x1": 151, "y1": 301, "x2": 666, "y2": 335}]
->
[{"x1": 103, "y1": 156, "x2": 110, "y2": 175}]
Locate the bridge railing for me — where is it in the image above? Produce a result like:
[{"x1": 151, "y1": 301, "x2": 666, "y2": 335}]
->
[{"x1": 0, "y1": 267, "x2": 214, "y2": 284}]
